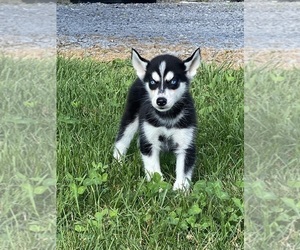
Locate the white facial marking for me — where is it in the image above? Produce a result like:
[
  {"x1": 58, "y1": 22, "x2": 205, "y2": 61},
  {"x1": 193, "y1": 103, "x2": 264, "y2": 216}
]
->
[
  {"x1": 113, "y1": 117, "x2": 139, "y2": 161},
  {"x1": 159, "y1": 61, "x2": 166, "y2": 92},
  {"x1": 145, "y1": 81, "x2": 187, "y2": 112},
  {"x1": 165, "y1": 71, "x2": 174, "y2": 82},
  {"x1": 151, "y1": 72, "x2": 160, "y2": 82},
  {"x1": 159, "y1": 61, "x2": 166, "y2": 79}
]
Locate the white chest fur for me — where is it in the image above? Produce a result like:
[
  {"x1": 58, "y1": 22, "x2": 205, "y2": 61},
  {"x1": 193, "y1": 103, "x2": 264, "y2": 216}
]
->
[{"x1": 142, "y1": 121, "x2": 195, "y2": 153}]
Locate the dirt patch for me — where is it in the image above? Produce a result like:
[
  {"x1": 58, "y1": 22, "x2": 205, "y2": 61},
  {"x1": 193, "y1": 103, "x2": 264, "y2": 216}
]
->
[
  {"x1": 57, "y1": 44, "x2": 244, "y2": 68},
  {"x1": 245, "y1": 48, "x2": 300, "y2": 69},
  {"x1": 2, "y1": 44, "x2": 299, "y2": 70},
  {"x1": 0, "y1": 47, "x2": 56, "y2": 59},
  {"x1": 57, "y1": 45, "x2": 300, "y2": 69}
]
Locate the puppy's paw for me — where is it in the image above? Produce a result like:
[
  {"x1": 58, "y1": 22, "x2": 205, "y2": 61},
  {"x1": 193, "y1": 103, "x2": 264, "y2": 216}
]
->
[
  {"x1": 113, "y1": 147, "x2": 124, "y2": 162},
  {"x1": 173, "y1": 179, "x2": 191, "y2": 191}
]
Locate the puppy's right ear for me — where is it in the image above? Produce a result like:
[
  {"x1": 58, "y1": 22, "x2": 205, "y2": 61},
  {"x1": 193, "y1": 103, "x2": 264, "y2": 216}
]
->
[{"x1": 131, "y1": 49, "x2": 149, "y2": 80}]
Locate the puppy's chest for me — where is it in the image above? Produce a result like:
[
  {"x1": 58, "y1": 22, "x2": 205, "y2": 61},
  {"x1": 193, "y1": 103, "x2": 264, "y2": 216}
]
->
[
  {"x1": 141, "y1": 121, "x2": 194, "y2": 152},
  {"x1": 157, "y1": 134, "x2": 178, "y2": 152}
]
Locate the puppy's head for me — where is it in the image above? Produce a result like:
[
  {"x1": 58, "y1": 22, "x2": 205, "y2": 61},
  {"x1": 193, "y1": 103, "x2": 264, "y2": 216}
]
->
[{"x1": 131, "y1": 48, "x2": 201, "y2": 112}]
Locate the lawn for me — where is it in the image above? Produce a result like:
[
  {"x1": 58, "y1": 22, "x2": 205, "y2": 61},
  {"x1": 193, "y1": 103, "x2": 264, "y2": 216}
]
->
[
  {"x1": 244, "y1": 65, "x2": 300, "y2": 249},
  {"x1": 56, "y1": 57, "x2": 244, "y2": 249},
  {"x1": 0, "y1": 56, "x2": 56, "y2": 249},
  {"x1": 1, "y1": 54, "x2": 299, "y2": 249}
]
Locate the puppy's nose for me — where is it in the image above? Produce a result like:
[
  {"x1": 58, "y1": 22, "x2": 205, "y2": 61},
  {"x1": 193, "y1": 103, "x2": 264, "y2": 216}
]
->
[{"x1": 156, "y1": 97, "x2": 167, "y2": 107}]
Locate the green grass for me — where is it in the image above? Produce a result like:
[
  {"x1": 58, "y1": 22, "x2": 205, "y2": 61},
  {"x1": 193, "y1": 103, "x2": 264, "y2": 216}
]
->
[
  {"x1": 2, "y1": 55, "x2": 299, "y2": 249},
  {"x1": 0, "y1": 56, "x2": 56, "y2": 249},
  {"x1": 244, "y1": 65, "x2": 300, "y2": 249},
  {"x1": 56, "y1": 57, "x2": 244, "y2": 249}
]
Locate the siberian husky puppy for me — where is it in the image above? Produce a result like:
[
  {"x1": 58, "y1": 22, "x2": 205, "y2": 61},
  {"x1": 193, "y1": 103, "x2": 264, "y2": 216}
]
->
[{"x1": 114, "y1": 48, "x2": 201, "y2": 190}]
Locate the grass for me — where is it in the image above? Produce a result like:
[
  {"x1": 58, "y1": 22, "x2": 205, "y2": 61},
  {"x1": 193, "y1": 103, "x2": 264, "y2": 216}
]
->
[
  {"x1": 0, "y1": 56, "x2": 56, "y2": 249},
  {"x1": 56, "y1": 57, "x2": 244, "y2": 249},
  {"x1": 2, "y1": 55, "x2": 299, "y2": 249},
  {"x1": 244, "y1": 65, "x2": 300, "y2": 249}
]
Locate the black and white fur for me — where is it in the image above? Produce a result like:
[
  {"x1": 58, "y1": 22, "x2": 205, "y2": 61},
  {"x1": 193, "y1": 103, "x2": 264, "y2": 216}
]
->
[{"x1": 113, "y1": 48, "x2": 201, "y2": 190}]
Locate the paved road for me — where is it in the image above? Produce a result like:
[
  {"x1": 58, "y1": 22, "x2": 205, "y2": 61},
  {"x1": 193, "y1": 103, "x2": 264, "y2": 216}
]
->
[{"x1": 57, "y1": 2, "x2": 244, "y2": 49}]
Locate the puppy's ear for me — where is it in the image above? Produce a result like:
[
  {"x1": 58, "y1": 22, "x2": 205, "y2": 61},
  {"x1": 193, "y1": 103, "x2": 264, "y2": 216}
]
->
[
  {"x1": 184, "y1": 48, "x2": 201, "y2": 79},
  {"x1": 131, "y1": 49, "x2": 149, "y2": 80}
]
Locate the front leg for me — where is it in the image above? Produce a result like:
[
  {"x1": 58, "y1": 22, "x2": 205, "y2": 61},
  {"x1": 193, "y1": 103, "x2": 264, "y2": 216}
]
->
[
  {"x1": 140, "y1": 135, "x2": 162, "y2": 181},
  {"x1": 173, "y1": 145, "x2": 196, "y2": 191},
  {"x1": 113, "y1": 117, "x2": 139, "y2": 161}
]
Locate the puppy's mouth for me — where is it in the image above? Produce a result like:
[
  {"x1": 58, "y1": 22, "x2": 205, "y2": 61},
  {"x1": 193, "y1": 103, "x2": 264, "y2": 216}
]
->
[{"x1": 154, "y1": 105, "x2": 172, "y2": 112}]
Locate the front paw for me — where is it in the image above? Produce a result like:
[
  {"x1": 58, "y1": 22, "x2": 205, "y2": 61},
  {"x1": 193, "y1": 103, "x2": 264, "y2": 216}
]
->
[
  {"x1": 113, "y1": 147, "x2": 124, "y2": 162},
  {"x1": 173, "y1": 179, "x2": 191, "y2": 191}
]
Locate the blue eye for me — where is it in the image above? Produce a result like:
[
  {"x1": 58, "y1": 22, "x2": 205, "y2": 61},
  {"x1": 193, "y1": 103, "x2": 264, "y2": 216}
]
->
[
  {"x1": 170, "y1": 79, "x2": 177, "y2": 85},
  {"x1": 149, "y1": 79, "x2": 158, "y2": 90},
  {"x1": 150, "y1": 79, "x2": 156, "y2": 85}
]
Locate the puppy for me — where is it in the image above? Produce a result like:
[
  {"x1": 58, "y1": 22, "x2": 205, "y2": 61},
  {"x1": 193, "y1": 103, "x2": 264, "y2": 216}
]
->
[{"x1": 114, "y1": 48, "x2": 201, "y2": 190}]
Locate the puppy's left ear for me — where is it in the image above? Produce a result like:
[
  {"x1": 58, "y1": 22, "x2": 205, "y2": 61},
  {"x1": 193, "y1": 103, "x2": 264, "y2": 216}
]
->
[
  {"x1": 131, "y1": 49, "x2": 149, "y2": 80},
  {"x1": 184, "y1": 48, "x2": 201, "y2": 79}
]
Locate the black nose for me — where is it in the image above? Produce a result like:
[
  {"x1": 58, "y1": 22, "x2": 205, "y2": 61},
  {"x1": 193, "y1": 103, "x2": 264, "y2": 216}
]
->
[{"x1": 156, "y1": 97, "x2": 167, "y2": 107}]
